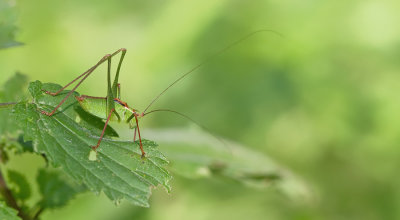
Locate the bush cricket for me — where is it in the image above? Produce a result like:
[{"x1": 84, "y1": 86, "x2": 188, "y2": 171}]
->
[{"x1": 39, "y1": 30, "x2": 280, "y2": 159}]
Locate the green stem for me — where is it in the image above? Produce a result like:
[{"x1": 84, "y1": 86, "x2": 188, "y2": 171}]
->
[
  {"x1": 33, "y1": 207, "x2": 44, "y2": 220},
  {"x1": 0, "y1": 102, "x2": 17, "y2": 109}
]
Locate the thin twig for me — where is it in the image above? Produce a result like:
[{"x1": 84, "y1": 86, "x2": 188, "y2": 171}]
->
[
  {"x1": 0, "y1": 102, "x2": 17, "y2": 109},
  {"x1": 33, "y1": 207, "x2": 44, "y2": 220}
]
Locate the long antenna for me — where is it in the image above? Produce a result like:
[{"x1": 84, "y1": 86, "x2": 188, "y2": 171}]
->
[
  {"x1": 143, "y1": 109, "x2": 209, "y2": 131},
  {"x1": 143, "y1": 108, "x2": 231, "y2": 152},
  {"x1": 142, "y1": 29, "x2": 282, "y2": 114}
]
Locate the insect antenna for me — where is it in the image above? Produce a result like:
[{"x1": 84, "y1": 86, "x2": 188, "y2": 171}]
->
[
  {"x1": 142, "y1": 29, "x2": 283, "y2": 114},
  {"x1": 143, "y1": 109, "x2": 232, "y2": 153}
]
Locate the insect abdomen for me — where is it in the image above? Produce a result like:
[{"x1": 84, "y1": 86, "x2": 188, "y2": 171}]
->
[
  {"x1": 75, "y1": 96, "x2": 131, "y2": 123},
  {"x1": 75, "y1": 96, "x2": 111, "y2": 120}
]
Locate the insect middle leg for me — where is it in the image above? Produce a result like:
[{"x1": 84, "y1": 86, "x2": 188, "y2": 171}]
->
[{"x1": 91, "y1": 108, "x2": 115, "y2": 151}]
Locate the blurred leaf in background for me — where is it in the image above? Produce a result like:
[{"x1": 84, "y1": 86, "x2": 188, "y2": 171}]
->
[
  {"x1": 36, "y1": 168, "x2": 85, "y2": 209},
  {"x1": 7, "y1": 170, "x2": 31, "y2": 203},
  {"x1": 146, "y1": 128, "x2": 310, "y2": 201},
  {"x1": 0, "y1": 0, "x2": 22, "y2": 49}
]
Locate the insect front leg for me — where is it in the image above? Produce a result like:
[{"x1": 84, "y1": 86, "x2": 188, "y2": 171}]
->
[
  {"x1": 128, "y1": 119, "x2": 138, "y2": 142},
  {"x1": 127, "y1": 113, "x2": 145, "y2": 158},
  {"x1": 133, "y1": 114, "x2": 146, "y2": 158}
]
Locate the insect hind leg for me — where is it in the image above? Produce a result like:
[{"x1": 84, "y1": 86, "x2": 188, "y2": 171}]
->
[{"x1": 40, "y1": 49, "x2": 126, "y2": 117}]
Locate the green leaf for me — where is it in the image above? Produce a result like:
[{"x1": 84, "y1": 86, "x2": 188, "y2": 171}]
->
[
  {"x1": 0, "y1": 201, "x2": 21, "y2": 220},
  {"x1": 13, "y1": 81, "x2": 171, "y2": 207},
  {"x1": 0, "y1": 0, "x2": 22, "y2": 49},
  {"x1": 7, "y1": 170, "x2": 31, "y2": 202},
  {"x1": 37, "y1": 168, "x2": 85, "y2": 209},
  {"x1": 0, "y1": 73, "x2": 28, "y2": 136},
  {"x1": 0, "y1": 73, "x2": 29, "y2": 161},
  {"x1": 0, "y1": 136, "x2": 33, "y2": 164},
  {"x1": 147, "y1": 128, "x2": 311, "y2": 200},
  {"x1": 16, "y1": 135, "x2": 33, "y2": 153}
]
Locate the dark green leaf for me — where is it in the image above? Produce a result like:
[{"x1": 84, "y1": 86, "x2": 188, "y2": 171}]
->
[
  {"x1": 37, "y1": 168, "x2": 85, "y2": 209},
  {"x1": 7, "y1": 170, "x2": 31, "y2": 202},
  {"x1": 14, "y1": 81, "x2": 171, "y2": 207},
  {"x1": 16, "y1": 135, "x2": 33, "y2": 153},
  {"x1": 0, "y1": 201, "x2": 21, "y2": 220}
]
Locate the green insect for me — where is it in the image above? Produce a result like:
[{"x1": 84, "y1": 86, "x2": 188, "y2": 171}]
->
[
  {"x1": 39, "y1": 48, "x2": 204, "y2": 159},
  {"x1": 39, "y1": 30, "x2": 278, "y2": 160},
  {"x1": 40, "y1": 48, "x2": 150, "y2": 158}
]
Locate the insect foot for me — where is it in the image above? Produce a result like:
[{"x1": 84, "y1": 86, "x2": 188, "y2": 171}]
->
[
  {"x1": 41, "y1": 89, "x2": 57, "y2": 96},
  {"x1": 39, "y1": 110, "x2": 52, "y2": 116}
]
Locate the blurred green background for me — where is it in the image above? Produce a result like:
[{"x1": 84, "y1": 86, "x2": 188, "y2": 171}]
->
[{"x1": 1, "y1": 0, "x2": 400, "y2": 219}]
